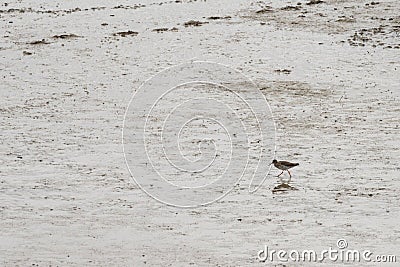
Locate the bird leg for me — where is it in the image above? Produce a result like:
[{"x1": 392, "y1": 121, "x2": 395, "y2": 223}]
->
[
  {"x1": 277, "y1": 171, "x2": 284, "y2": 177},
  {"x1": 287, "y1": 170, "x2": 292, "y2": 178}
]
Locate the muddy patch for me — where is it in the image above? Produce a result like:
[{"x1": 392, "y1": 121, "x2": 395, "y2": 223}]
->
[
  {"x1": 348, "y1": 26, "x2": 400, "y2": 49},
  {"x1": 260, "y1": 81, "x2": 332, "y2": 98},
  {"x1": 241, "y1": 0, "x2": 400, "y2": 49}
]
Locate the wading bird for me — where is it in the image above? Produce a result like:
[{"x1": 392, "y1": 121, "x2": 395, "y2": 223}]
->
[{"x1": 271, "y1": 159, "x2": 299, "y2": 181}]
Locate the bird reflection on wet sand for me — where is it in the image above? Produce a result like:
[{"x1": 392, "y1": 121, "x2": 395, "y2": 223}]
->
[{"x1": 272, "y1": 182, "x2": 298, "y2": 194}]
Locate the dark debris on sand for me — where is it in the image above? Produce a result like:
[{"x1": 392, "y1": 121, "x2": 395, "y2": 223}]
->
[
  {"x1": 256, "y1": 7, "x2": 274, "y2": 14},
  {"x1": 112, "y1": 31, "x2": 139, "y2": 37},
  {"x1": 183, "y1": 20, "x2": 209, "y2": 27},
  {"x1": 52, "y1": 34, "x2": 80, "y2": 39},
  {"x1": 207, "y1": 16, "x2": 231, "y2": 20},
  {"x1": 306, "y1": 0, "x2": 324, "y2": 5},
  {"x1": 28, "y1": 39, "x2": 49, "y2": 45},
  {"x1": 152, "y1": 27, "x2": 179, "y2": 32}
]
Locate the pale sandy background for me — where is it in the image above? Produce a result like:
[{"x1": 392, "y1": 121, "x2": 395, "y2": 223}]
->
[{"x1": 1, "y1": 0, "x2": 399, "y2": 266}]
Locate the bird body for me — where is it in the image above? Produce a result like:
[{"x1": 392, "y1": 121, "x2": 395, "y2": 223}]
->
[
  {"x1": 273, "y1": 160, "x2": 299, "y2": 170},
  {"x1": 271, "y1": 159, "x2": 299, "y2": 180}
]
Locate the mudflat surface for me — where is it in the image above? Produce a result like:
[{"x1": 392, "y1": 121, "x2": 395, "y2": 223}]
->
[{"x1": 1, "y1": 0, "x2": 399, "y2": 266}]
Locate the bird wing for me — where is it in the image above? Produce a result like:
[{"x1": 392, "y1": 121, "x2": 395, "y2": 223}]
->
[{"x1": 279, "y1": 161, "x2": 299, "y2": 167}]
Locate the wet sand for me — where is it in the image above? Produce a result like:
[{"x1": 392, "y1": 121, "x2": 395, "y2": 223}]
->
[{"x1": 1, "y1": 0, "x2": 399, "y2": 266}]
